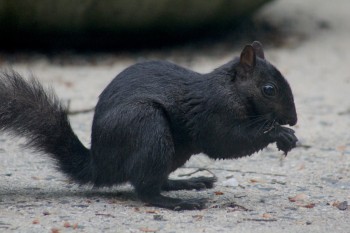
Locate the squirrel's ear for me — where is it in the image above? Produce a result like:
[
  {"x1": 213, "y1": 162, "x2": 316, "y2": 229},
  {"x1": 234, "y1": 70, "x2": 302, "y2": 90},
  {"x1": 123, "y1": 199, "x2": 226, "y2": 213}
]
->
[
  {"x1": 240, "y1": 45, "x2": 256, "y2": 68},
  {"x1": 251, "y1": 41, "x2": 265, "y2": 59}
]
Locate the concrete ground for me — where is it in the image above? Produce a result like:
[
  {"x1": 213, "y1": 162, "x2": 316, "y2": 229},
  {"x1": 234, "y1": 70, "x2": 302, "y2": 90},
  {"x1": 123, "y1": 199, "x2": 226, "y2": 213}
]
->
[{"x1": 0, "y1": 0, "x2": 350, "y2": 232}]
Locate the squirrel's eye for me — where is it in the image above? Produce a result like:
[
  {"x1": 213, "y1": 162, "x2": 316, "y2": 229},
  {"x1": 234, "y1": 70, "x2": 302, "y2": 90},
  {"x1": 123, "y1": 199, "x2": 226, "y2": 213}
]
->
[{"x1": 262, "y1": 84, "x2": 277, "y2": 97}]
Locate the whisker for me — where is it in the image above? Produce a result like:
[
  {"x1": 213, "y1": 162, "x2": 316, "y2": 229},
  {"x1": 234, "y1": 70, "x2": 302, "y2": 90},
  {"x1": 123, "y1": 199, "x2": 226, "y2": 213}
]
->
[
  {"x1": 233, "y1": 113, "x2": 276, "y2": 137},
  {"x1": 237, "y1": 117, "x2": 265, "y2": 130},
  {"x1": 263, "y1": 118, "x2": 277, "y2": 134},
  {"x1": 255, "y1": 119, "x2": 271, "y2": 136}
]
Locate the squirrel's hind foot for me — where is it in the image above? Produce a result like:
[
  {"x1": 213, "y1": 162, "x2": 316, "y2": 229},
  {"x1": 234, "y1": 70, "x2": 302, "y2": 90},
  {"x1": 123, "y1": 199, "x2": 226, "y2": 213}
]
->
[
  {"x1": 162, "y1": 176, "x2": 217, "y2": 191},
  {"x1": 140, "y1": 194, "x2": 207, "y2": 210}
]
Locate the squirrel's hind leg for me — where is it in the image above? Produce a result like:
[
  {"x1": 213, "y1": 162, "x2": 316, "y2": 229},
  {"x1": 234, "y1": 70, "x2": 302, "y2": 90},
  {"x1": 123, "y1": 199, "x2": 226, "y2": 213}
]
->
[{"x1": 129, "y1": 108, "x2": 207, "y2": 210}]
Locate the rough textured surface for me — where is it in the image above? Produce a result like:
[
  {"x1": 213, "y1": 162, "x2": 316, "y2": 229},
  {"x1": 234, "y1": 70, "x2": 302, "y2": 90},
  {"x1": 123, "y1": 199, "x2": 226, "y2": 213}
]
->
[{"x1": 1, "y1": 0, "x2": 350, "y2": 232}]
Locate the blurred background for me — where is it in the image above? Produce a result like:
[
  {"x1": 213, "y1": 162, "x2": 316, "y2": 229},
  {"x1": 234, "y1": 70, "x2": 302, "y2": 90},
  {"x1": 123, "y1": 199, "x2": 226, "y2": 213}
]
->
[{"x1": 0, "y1": 0, "x2": 274, "y2": 52}]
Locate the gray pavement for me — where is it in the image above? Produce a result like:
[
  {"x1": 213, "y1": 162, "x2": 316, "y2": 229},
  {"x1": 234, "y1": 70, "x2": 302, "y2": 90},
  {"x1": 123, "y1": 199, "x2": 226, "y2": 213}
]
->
[{"x1": 1, "y1": 0, "x2": 350, "y2": 232}]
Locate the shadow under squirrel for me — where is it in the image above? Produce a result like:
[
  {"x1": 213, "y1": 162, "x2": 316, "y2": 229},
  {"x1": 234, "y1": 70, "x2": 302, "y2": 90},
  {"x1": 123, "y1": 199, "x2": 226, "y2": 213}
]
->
[{"x1": 0, "y1": 41, "x2": 297, "y2": 210}]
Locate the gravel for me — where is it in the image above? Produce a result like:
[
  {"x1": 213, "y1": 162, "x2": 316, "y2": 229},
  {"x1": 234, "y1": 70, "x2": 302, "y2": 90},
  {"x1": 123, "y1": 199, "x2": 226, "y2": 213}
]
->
[{"x1": 1, "y1": 0, "x2": 350, "y2": 232}]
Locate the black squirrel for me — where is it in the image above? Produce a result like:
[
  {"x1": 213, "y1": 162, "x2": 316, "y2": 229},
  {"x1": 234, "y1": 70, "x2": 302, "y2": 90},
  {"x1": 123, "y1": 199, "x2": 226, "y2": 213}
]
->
[{"x1": 0, "y1": 41, "x2": 297, "y2": 210}]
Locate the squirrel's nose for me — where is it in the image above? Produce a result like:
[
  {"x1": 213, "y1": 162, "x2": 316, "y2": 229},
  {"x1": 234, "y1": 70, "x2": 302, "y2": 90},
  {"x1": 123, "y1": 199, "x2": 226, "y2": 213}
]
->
[
  {"x1": 278, "y1": 114, "x2": 297, "y2": 126},
  {"x1": 285, "y1": 105, "x2": 298, "y2": 126},
  {"x1": 287, "y1": 115, "x2": 297, "y2": 126}
]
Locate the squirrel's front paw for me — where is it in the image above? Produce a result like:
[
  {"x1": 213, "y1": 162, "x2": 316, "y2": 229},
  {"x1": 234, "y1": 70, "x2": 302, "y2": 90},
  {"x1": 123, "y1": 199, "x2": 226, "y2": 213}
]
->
[{"x1": 271, "y1": 126, "x2": 298, "y2": 155}]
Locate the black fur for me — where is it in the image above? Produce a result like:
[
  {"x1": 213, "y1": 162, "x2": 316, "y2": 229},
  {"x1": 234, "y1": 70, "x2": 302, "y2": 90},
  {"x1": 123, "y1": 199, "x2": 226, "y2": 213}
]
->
[
  {"x1": 0, "y1": 71, "x2": 93, "y2": 183},
  {"x1": 0, "y1": 41, "x2": 298, "y2": 210}
]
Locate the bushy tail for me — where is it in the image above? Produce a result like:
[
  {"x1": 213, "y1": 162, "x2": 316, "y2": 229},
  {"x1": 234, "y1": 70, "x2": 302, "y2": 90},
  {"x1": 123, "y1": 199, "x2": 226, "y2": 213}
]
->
[{"x1": 0, "y1": 70, "x2": 93, "y2": 184}]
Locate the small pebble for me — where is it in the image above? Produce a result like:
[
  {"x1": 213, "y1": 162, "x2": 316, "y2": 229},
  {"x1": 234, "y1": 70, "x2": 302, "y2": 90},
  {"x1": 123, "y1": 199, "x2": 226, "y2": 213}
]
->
[
  {"x1": 43, "y1": 211, "x2": 50, "y2": 216},
  {"x1": 153, "y1": 215, "x2": 164, "y2": 221},
  {"x1": 337, "y1": 201, "x2": 348, "y2": 211},
  {"x1": 222, "y1": 177, "x2": 239, "y2": 187}
]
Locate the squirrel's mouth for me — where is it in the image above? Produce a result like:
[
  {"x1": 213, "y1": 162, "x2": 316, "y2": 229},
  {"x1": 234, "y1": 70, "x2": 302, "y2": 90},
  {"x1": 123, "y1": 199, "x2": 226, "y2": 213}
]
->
[
  {"x1": 261, "y1": 114, "x2": 296, "y2": 134},
  {"x1": 263, "y1": 121, "x2": 280, "y2": 134}
]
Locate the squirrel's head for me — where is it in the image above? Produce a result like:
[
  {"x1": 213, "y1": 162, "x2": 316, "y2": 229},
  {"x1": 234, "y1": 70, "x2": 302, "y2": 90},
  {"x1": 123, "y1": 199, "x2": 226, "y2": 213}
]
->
[{"x1": 235, "y1": 41, "x2": 297, "y2": 127}]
